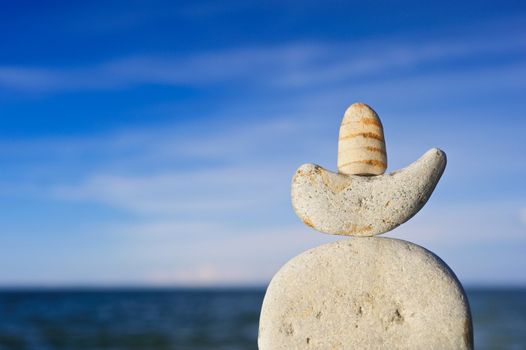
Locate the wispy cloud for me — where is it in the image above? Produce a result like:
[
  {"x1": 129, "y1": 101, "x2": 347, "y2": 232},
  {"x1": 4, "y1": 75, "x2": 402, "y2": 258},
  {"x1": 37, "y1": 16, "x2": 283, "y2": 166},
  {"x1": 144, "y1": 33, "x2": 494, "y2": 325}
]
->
[
  {"x1": 53, "y1": 167, "x2": 284, "y2": 216},
  {"x1": 1, "y1": 19, "x2": 525, "y2": 93},
  {"x1": 1, "y1": 101, "x2": 524, "y2": 285},
  {"x1": 1, "y1": 14, "x2": 525, "y2": 286}
]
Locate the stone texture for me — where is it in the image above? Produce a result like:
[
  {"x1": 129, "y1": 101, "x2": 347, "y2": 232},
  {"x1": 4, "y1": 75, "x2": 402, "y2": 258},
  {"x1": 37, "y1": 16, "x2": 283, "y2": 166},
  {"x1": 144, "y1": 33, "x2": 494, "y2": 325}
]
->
[
  {"x1": 258, "y1": 238, "x2": 473, "y2": 350},
  {"x1": 338, "y1": 103, "x2": 387, "y2": 175},
  {"x1": 291, "y1": 148, "x2": 446, "y2": 236}
]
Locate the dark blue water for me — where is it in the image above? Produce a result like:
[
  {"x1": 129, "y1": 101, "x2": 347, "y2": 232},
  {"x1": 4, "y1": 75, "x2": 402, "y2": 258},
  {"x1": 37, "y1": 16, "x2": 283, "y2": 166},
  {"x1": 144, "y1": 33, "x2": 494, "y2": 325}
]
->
[{"x1": 0, "y1": 288, "x2": 524, "y2": 350}]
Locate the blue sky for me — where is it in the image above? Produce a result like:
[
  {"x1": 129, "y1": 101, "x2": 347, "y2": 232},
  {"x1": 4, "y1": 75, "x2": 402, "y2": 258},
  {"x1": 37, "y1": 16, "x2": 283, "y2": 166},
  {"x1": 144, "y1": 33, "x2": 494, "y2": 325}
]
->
[{"x1": 0, "y1": 0, "x2": 525, "y2": 287}]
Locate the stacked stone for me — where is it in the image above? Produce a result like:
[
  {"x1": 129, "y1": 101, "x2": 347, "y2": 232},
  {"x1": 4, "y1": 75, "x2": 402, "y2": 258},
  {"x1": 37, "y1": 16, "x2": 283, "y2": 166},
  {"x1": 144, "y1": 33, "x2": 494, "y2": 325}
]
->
[{"x1": 258, "y1": 103, "x2": 473, "y2": 349}]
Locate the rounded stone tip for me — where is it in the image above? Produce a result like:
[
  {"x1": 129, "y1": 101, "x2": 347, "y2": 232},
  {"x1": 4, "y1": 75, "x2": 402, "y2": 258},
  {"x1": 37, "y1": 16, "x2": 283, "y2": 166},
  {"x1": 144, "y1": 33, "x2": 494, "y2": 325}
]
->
[
  {"x1": 343, "y1": 102, "x2": 376, "y2": 119},
  {"x1": 338, "y1": 103, "x2": 387, "y2": 176}
]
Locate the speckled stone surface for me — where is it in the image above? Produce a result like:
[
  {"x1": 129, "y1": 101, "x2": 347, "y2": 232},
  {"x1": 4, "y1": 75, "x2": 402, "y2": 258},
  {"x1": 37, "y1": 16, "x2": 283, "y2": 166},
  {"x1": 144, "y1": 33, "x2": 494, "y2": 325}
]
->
[
  {"x1": 291, "y1": 148, "x2": 446, "y2": 237},
  {"x1": 258, "y1": 238, "x2": 473, "y2": 350}
]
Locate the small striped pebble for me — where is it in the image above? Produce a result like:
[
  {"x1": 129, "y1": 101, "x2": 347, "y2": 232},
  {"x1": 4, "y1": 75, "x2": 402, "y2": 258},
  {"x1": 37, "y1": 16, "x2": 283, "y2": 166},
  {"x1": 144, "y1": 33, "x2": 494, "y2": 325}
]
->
[{"x1": 337, "y1": 103, "x2": 387, "y2": 175}]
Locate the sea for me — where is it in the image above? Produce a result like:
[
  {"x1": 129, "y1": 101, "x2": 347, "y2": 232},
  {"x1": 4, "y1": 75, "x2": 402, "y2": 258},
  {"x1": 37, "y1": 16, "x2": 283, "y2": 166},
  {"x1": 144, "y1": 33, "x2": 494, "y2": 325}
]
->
[{"x1": 0, "y1": 288, "x2": 524, "y2": 350}]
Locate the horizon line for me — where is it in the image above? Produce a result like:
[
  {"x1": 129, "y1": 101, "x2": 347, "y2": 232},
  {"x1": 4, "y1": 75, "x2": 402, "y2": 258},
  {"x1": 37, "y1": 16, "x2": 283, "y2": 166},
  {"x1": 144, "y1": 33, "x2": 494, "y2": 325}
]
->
[{"x1": 0, "y1": 283, "x2": 525, "y2": 292}]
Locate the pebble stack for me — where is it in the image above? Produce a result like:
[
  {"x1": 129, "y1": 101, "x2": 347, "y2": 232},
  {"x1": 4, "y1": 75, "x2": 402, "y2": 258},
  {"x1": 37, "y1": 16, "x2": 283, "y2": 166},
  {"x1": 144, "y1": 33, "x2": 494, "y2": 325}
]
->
[{"x1": 258, "y1": 103, "x2": 473, "y2": 349}]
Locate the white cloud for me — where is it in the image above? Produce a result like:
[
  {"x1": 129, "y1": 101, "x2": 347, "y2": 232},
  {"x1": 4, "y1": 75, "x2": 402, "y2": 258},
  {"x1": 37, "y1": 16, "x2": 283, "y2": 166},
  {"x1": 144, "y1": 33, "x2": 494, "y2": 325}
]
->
[
  {"x1": 53, "y1": 167, "x2": 286, "y2": 216},
  {"x1": 0, "y1": 21, "x2": 524, "y2": 93},
  {"x1": 47, "y1": 116, "x2": 318, "y2": 218},
  {"x1": 94, "y1": 199, "x2": 526, "y2": 286},
  {"x1": 1, "y1": 16, "x2": 525, "y2": 286},
  {"x1": 105, "y1": 222, "x2": 340, "y2": 286},
  {"x1": 390, "y1": 201, "x2": 526, "y2": 246}
]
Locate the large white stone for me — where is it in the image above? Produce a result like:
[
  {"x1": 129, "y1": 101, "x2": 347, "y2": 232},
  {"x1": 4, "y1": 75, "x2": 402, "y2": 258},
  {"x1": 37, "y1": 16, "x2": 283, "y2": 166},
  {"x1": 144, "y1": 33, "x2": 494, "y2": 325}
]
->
[
  {"x1": 259, "y1": 238, "x2": 473, "y2": 350},
  {"x1": 291, "y1": 148, "x2": 446, "y2": 236}
]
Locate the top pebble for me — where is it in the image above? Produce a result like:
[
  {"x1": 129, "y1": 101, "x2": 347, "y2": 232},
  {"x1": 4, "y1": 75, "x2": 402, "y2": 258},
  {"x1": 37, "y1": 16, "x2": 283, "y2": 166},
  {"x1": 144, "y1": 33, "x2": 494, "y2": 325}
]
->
[{"x1": 338, "y1": 103, "x2": 387, "y2": 175}]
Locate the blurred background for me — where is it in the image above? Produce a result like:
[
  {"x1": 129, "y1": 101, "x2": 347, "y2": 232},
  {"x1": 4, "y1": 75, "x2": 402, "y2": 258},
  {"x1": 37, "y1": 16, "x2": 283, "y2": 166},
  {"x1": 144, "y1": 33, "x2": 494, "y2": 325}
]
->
[{"x1": 0, "y1": 0, "x2": 525, "y2": 349}]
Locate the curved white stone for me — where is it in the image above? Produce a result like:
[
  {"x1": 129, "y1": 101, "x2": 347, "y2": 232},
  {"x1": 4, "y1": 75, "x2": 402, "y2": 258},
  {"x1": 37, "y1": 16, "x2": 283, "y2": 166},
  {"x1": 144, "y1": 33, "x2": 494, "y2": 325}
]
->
[
  {"x1": 259, "y1": 238, "x2": 473, "y2": 350},
  {"x1": 291, "y1": 148, "x2": 446, "y2": 236}
]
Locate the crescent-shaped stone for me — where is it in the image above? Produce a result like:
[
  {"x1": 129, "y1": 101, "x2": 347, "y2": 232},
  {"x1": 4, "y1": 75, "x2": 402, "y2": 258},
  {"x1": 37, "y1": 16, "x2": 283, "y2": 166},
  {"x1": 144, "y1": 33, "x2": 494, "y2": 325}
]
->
[{"x1": 291, "y1": 148, "x2": 447, "y2": 236}]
